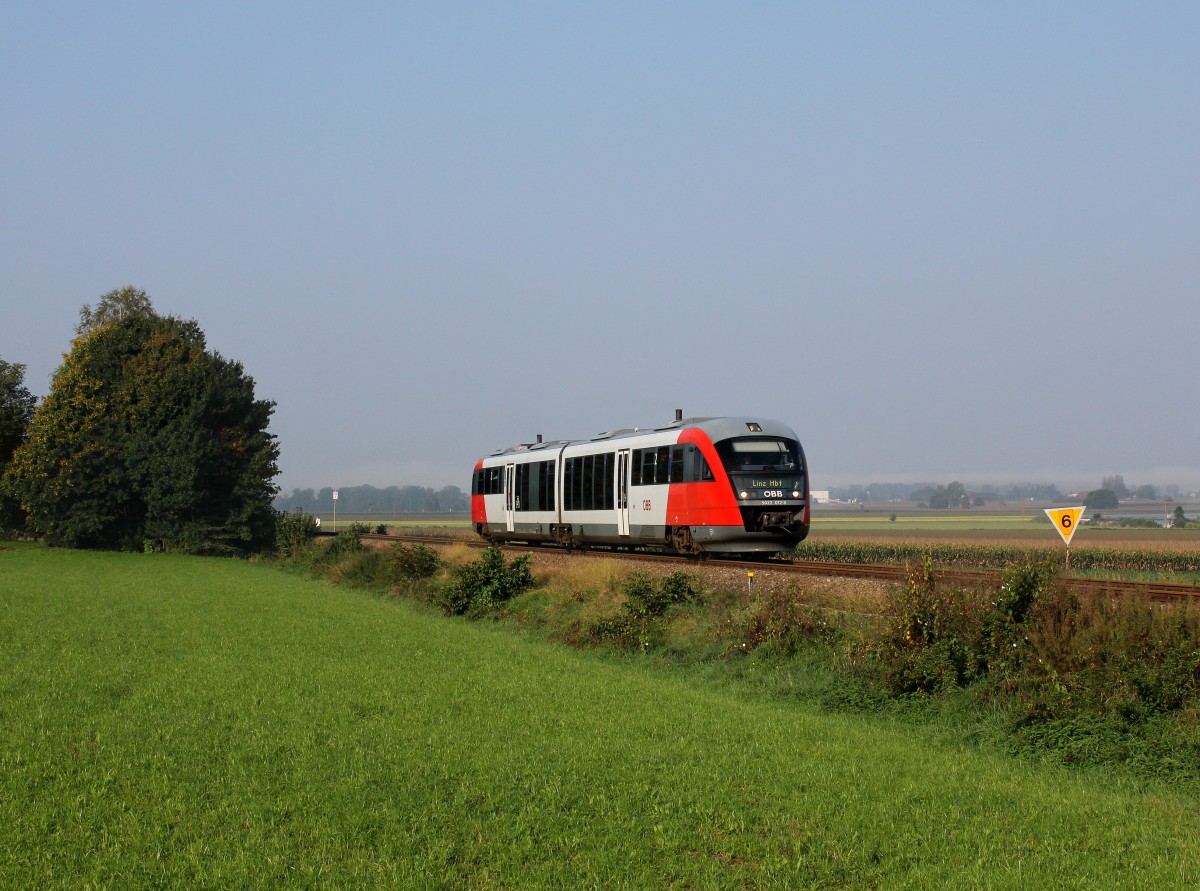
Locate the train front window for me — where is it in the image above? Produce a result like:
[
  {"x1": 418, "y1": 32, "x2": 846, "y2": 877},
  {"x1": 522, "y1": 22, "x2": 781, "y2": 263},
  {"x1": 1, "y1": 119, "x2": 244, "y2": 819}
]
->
[{"x1": 718, "y1": 438, "x2": 801, "y2": 472}]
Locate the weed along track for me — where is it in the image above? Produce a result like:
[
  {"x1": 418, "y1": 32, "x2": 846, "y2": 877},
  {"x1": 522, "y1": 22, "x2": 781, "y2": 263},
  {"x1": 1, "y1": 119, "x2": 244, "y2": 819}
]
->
[{"x1": 358, "y1": 531, "x2": 1200, "y2": 604}]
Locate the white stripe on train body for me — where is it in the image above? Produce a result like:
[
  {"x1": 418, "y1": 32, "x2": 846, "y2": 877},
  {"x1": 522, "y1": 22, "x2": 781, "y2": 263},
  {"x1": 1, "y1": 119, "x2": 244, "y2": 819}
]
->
[{"x1": 470, "y1": 416, "x2": 810, "y2": 556}]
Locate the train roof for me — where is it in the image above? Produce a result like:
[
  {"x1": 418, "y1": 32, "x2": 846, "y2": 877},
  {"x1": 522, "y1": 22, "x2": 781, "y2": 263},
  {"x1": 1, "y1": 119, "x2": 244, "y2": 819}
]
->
[{"x1": 487, "y1": 416, "x2": 799, "y2": 457}]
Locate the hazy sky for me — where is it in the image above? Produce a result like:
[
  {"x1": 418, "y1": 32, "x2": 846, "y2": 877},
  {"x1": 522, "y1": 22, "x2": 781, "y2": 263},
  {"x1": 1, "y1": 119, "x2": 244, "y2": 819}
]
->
[{"x1": 3, "y1": 3, "x2": 1197, "y2": 494}]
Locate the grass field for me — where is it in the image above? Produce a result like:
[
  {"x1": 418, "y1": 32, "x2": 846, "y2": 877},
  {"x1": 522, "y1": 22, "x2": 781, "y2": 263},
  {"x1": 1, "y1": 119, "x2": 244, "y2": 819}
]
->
[{"x1": 4, "y1": 543, "x2": 1200, "y2": 888}]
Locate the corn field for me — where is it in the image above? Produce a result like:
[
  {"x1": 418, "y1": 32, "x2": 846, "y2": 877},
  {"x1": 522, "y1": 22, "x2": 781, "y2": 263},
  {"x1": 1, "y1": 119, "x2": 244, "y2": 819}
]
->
[{"x1": 796, "y1": 539, "x2": 1200, "y2": 575}]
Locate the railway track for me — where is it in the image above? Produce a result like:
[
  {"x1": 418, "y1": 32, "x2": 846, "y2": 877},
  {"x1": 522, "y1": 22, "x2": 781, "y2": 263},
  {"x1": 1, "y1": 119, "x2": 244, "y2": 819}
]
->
[{"x1": 355, "y1": 532, "x2": 1200, "y2": 603}]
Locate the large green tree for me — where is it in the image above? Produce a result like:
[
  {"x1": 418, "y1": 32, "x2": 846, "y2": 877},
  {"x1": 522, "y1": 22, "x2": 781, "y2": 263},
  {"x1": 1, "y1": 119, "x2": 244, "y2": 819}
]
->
[
  {"x1": 927, "y1": 481, "x2": 968, "y2": 510},
  {"x1": 1084, "y1": 488, "x2": 1119, "y2": 510},
  {"x1": 0, "y1": 358, "x2": 37, "y2": 531},
  {"x1": 4, "y1": 299, "x2": 279, "y2": 553}
]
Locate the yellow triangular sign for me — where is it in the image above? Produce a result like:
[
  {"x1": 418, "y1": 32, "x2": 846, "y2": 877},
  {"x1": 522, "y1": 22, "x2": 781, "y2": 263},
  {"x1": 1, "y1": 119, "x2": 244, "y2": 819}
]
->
[{"x1": 1044, "y1": 506, "x2": 1085, "y2": 546}]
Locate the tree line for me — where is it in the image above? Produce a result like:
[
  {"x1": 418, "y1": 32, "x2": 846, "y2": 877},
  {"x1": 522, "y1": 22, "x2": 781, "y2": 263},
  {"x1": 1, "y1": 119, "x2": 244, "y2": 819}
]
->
[
  {"x1": 832, "y1": 482, "x2": 1065, "y2": 506},
  {"x1": 833, "y1": 476, "x2": 1188, "y2": 508},
  {"x1": 275, "y1": 484, "x2": 469, "y2": 514}
]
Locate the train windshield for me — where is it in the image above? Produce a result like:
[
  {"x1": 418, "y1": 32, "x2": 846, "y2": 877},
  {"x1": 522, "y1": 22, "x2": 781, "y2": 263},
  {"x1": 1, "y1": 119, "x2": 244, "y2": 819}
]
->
[{"x1": 717, "y1": 438, "x2": 802, "y2": 472}]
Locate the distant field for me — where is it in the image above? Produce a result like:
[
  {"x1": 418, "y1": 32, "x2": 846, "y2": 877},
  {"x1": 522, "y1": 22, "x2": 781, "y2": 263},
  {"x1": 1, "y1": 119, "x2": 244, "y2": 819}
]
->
[
  {"x1": 812, "y1": 511, "x2": 1200, "y2": 550},
  {"x1": 314, "y1": 511, "x2": 472, "y2": 532},
  {"x1": 3, "y1": 544, "x2": 1200, "y2": 887},
  {"x1": 816, "y1": 514, "x2": 1045, "y2": 533}
]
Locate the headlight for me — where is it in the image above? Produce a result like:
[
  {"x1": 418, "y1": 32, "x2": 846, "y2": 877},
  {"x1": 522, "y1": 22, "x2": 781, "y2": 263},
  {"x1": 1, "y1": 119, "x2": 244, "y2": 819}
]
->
[
  {"x1": 739, "y1": 491, "x2": 749, "y2": 499},
  {"x1": 792, "y1": 490, "x2": 801, "y2": 498}
]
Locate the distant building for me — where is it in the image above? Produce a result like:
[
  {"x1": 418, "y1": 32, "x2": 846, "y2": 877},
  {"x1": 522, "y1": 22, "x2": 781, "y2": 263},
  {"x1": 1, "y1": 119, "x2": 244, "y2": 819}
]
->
[{"x1": 811, "y1": 490, "x2": 830, "y2": 504}]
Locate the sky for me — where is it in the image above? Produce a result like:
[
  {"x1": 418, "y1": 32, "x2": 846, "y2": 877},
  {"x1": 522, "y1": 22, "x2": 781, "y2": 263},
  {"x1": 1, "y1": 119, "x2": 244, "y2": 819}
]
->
[{"x1": 3, "y1": 3, "x2": 1198, "y2": 495}]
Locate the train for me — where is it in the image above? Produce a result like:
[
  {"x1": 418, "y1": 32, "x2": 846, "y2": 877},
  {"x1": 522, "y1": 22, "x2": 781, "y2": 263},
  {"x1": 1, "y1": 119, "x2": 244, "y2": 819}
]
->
[{"x1": 471, "y1": 413, "x2": 810, "y2": 556}]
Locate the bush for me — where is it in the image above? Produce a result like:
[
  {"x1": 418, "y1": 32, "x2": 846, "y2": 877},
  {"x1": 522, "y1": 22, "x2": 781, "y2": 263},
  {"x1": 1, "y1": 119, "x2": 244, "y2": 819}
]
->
[
  {"x1": 870, "y1": 559, "x2": 990, "y2": 694},
  {"x1": 390, "y1": 543, "x2": 441, "y2": 582},
  {"x1": 857, "y1": 554, "x2": 1200, "y2": 729},
  {"x1": 275, "y1": 509, "x2": 318, "y2": 559},
  {"x1": 603, "y1": 571, "x2": 700, "y2": 652},
  {"x1": 314, "y1": 529, "x2": 364, "y2": 567},
  {"x1": 978, "y1": 560, "x2": 1057, "y2": 677},
  {"x1": 661, "y1": 572, "x2": 698, "y2": 608},
  {"x1": 328, "y1": 550, "x2": 392, "y2": 591},
  {"x1": 436, "y1": 547, "x2": 533, "y2": 616},
  {"x1": 1017, "y1": 585, "x2": 1200, "y2": 723},
  {"x1": 725, "y1": 584, "x2": 836, "y2": 656},
  {"x1": 623, "y1": 571, "x2": 698, "y2": 618}
]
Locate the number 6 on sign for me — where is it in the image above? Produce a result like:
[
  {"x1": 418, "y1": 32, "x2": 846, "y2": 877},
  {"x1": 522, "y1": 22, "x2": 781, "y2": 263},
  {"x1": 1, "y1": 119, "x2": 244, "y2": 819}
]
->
[{"x1": 1044, "y1": 506, "x2": 1085, "y2": 546}]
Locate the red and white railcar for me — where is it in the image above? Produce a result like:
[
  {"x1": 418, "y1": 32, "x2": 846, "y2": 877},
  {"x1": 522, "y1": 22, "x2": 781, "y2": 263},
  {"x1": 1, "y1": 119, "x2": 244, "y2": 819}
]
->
[{"x1": 471, "y1": 415, "x2": 809, "y2": 555}]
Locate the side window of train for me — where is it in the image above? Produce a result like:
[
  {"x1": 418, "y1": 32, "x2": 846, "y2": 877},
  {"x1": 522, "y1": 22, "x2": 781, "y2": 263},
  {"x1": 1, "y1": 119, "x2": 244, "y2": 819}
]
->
[
  {"x1": 520, "y1": 463, "x2": 539, "y2": 511},
  {"x1": 573, "y1": 457, "x2": 584, "y2": 509},
  {"x1": 582, "y1": 455, "x2": 594, "y2": 510},
  {"x1": 631, "y1": 446, "x2": 677, "y2": 486},
  {"x1": 638, "y1": 448, "x2": 649, "y2": 485},
  {"x1": 565, "y1": 457, "x2": 577, "y2": 511},
  {"x1": 591, "y1": 453, "x2": 612, "y2": 510},
  {"x1": 684, "y1": 446, "x2": 713, "y2": 482},
  {"x1": 538, "y1": 460, "x2": 555, "y2": 511},
  {"x1": 628, "y1": 449, "x2": 648, "y2": 485},
  {"x1": 669, "y1": 445, "x2": 685, "y2": 483}
]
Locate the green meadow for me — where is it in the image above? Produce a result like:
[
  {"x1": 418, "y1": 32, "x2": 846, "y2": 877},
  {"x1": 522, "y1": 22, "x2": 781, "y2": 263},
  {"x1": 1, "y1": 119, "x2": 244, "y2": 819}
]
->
[{"x1": 3, "y1": 543, "x2": 1199, "y2": 888}]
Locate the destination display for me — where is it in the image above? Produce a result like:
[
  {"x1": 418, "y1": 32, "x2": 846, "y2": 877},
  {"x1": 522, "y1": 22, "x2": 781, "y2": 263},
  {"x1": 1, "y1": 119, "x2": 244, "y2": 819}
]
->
[{"x1": 731, "y1": 474, "x2": 803, "y2": 503}]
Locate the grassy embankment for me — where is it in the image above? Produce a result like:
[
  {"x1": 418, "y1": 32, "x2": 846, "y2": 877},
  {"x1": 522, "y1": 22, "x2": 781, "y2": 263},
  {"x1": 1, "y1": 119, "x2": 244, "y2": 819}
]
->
[{"x1": 3, "y1": 542, "x2": 1200, "y2": 888}]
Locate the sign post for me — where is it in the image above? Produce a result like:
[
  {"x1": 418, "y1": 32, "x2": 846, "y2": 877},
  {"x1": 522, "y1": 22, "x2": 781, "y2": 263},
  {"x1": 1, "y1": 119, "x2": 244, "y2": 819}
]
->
[
  {"x1": 1044, "y1": 506, "x2": 1085, "y2": 572},
  {"x1": 333, "y1": 490, "x2": 338, "y2": 530}
]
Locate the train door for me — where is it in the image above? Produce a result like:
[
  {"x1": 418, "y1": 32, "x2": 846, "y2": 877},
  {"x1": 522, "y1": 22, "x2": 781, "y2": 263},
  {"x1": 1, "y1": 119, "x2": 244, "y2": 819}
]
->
[
  {"x1": 616, "y1": 449, "x2": 631, "y2": 536},
  {"x1": 504, "y1": 463, "x2": 516, "y2": 532}
]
